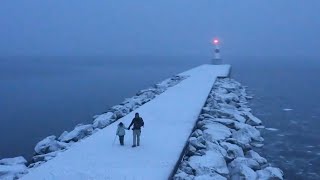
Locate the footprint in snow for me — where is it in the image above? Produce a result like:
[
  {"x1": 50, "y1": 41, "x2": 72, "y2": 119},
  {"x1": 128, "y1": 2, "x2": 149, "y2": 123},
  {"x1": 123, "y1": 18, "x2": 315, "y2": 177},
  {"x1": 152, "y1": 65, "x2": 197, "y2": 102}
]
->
[{"x1": 160, "y1": 161, "x2": 170, "y2": 167}]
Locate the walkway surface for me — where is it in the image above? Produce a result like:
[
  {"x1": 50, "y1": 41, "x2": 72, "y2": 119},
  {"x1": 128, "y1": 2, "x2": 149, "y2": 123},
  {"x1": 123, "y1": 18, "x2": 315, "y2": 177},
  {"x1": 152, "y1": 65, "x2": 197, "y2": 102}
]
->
[{"x1": 21, "y1": 64, "x2": 231, "y2": 180}]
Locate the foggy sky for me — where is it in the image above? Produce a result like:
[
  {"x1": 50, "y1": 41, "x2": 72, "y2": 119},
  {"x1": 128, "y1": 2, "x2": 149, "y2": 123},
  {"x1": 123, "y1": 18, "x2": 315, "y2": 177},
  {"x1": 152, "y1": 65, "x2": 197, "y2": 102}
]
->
[{"x1": 0, "y1": 0, "x2": 319, "y2": 57}]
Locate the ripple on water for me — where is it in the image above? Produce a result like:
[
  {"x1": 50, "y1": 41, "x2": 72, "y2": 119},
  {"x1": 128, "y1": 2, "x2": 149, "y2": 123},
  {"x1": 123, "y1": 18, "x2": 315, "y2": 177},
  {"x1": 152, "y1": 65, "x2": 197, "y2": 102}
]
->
[
  {"x1": 277, "y1": 134, "x2": 285, "y2": 137},
  {"x1": 290, "y1": 120, "x2": 298, "y2": 124},
  {"x1": 265, "y1": 127, "x2": 279, "y2": 131}
]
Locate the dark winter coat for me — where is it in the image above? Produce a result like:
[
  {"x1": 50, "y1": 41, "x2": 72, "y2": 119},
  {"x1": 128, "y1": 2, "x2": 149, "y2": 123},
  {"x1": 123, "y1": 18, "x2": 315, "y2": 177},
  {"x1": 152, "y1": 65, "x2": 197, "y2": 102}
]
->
[{"x1": 128, "y1": 117, "x2": 144, "y2": 130}]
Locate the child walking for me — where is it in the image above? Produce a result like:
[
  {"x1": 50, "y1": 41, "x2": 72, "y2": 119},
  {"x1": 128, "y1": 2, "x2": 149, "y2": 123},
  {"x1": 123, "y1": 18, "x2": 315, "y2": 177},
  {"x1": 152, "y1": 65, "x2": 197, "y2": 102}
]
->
[{"x1": 116, "y1": 122, "x2": 127, "y2": 145}]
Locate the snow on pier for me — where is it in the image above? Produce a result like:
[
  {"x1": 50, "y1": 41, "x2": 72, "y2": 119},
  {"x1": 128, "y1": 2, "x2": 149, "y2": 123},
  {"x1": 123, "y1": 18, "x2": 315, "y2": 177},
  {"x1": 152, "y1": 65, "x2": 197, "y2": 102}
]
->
[{"x1": 20, "y1": 64, "x2": 230, "y2": 180}]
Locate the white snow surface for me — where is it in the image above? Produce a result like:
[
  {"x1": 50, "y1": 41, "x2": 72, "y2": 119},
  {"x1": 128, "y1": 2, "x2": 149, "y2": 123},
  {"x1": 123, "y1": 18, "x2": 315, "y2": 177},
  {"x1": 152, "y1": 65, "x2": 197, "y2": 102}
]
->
[
  {"x1": 20, "y1": 64, "x2": 230, "y2": 180},
  {"x1": 0, "y1": 156, "x2": 26, "y2": 166}
]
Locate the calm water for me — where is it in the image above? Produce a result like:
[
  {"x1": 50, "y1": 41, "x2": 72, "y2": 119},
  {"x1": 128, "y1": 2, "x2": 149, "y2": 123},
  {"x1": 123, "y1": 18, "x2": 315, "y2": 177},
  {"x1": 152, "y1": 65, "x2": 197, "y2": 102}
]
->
[
  {"x1": 0, "y1": 56, "x2": 319, "y2": 179},
  {"x1": 0, "y1": 56, "x2": 205, "y2": 159}
]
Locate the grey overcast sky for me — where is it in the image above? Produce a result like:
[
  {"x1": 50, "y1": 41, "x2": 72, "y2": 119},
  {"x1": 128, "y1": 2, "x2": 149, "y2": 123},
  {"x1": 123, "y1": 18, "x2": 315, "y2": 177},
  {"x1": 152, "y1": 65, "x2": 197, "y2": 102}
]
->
[{"x1": 0, "y1": 0, "x2": 319, "y2": 57}]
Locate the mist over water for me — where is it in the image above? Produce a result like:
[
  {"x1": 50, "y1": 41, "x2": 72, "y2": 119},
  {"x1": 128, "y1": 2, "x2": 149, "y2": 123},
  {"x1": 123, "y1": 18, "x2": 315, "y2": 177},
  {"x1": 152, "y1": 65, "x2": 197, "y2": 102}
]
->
[{"x1": 0, "y1": 56, "x2": 319, "y2": 179}]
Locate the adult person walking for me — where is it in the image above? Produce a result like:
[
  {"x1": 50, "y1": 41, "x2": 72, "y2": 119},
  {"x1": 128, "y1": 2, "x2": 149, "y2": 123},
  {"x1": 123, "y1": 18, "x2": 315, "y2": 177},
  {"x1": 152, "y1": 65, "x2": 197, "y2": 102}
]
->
[{"x1": 128, "y1": 113, "x2": 144, "y2": 147}]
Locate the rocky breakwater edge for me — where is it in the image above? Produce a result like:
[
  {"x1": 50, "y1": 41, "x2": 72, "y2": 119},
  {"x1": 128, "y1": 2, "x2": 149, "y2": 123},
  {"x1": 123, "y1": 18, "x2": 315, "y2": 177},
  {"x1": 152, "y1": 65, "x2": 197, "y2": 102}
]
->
[
  {"x1": 174, "y1": 78, "x2": 284, "y2": 180},
  {"x1": 0, "y1": 75, "x2": 187, "y2": 180}
]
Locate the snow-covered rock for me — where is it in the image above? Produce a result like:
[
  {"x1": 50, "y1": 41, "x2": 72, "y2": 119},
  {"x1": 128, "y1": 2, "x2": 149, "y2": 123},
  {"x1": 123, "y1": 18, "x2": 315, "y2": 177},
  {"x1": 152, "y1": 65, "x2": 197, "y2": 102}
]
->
[
  {"x1": 179, "y1": 162, "x2": 194, "y2": 175},
  {"x1": 220, "y1": 142, "x2": 244, "y2": 161},
  {"x1": 194, "y1": 149, "x2": 206, "y2": 156},
  {"x1": 196, "y1": 120, "x2": 207, "y2": 129},
  {"x1": 121, "y1": 97, "x2": 142, "y2": 111},
  {"x1": 233, "y1": 121, "x2": 249, "y2": 130},
  {"x1": 218, "y1": 103, "x2": 238, "y2": 110},
  {"x1": 215, "y1": 87, "x2": 228, "y2": 94},
  {"x1": 58, "y1": 131, "x2": 68, "y2": 141},
  {"x1": 27, "y1": 161, "x2": 43, "y2": 169},
  {"x1": 219, "y1": 81, "x2": 241, "y2": 92},
  {"x1": 256, "y1": 167, "x2": 284, "y2": 180},
  {"x1": 34, "y1": 135, "x2": 68, "y2": 155},
  {"x1": 136, "y1": 88, "x2": 156, "y2": 98},
  {"x1": 201, "y1": 107, "x2": 217, "y2": 116},
  {"x1": 233, "y1": 113, "x2": 247, "y2": 123},
  {"x1": 224, "y1": 138, "x2": 250, "y2": 150},
  {"x1": 228, "y1": 157, "x2": 260, "y2": 171},
  {"x1": 205, "y1": 142, "x2": 227, "y2": 157},
  {"x1": 194, "y1": 173, "x2": 227, "y2": 180},
  {"x1": 0, "y1": 157, "x2": 27, "y2": 166},
  {"x1": 245, "y1": 150, "x2": 267, "y2": 165},
  {"x1": 211, "y1": 118, "x2": 236, "y2": 129},
  {"x1": 239, "y1": 107, "x2": 252, "y2": 113},
  {"x1": 229, "y1": 164, "x2": 257, "y2": 180},
  {"x1": 191, "y1": 129, "x2": 203, "y2": 138},
  {"x1": 189, "y1": 137, "x2": 206, "y2": 150},
  {"x1": 147, "y1": 76, "x2": 186, "y2": 98},
  {"x1": 250, "y1": 142, "x2": 264, "y2": 148},
  {"x1": 0, "y1": 163, "x2": 27, "y2": 180},
  {"x1": 198, "y1": 113, "x2": 215, "y2": 120},
  {"x1": 232, "y1": 124, "x2": 263, "y2": 146},
  {"x1": 220, "y1": 92, "x2": 240, "y2": 103},
  {"x1": 212, "y1": 108, "x2": 233, "y2": 118},
  {"x1": 59, "y1": 124, "x2": 93, "y2": 142},
  {"x1": 92, "y1": 112, "x2": 115, "y2": 129},
  {"x1": 213, "y1": 107, "x2": 247, "y2": 124},
  {"x1": 136, "y1": 89, "x2": 156, "y2": 104},
  {"x1": 243, "y1": 112, "x2": 262, "y2": 126},
  {"x1": 152, "y1": 84, "x2": 166, "y2": 94},
  {"x1": 187, "y1": 144, "x2": 197, "y2": 156},
  {"x1": 188, "y1": 151, "x2": 229, "y2": 176},
  {"x1": 202, "y1": 123, "x2": 231, "y2": 142},
  {"x1": 109, "y1": 105, "x2": 130, "y2": 119},
  {"x1": 33, "y1": 151, "x2": 60, "y2": 163},
  {"x1": 0, "y1": 157, "x2": 27, "y2": 179},
  {"x1": 167, "y1": 76, "x2": 187, "y2": 87},
  {"x1": 174, "y1": 171, "x2": 194, "y2": 180}
]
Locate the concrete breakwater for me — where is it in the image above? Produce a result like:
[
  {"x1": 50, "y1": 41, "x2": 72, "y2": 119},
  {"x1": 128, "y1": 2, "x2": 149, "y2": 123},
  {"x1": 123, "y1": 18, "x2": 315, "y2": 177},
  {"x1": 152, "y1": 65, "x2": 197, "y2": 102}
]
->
[
  {"x1": 173, "y1": 78, "x2": 284, "y2": 180},
  {"x1": 0, "y1": 75, "x2": 187, "y2": 179}
]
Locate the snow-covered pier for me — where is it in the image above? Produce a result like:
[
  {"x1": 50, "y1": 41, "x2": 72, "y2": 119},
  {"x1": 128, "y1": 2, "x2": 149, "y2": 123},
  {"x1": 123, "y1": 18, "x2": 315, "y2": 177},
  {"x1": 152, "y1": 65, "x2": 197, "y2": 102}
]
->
[
  {"x1": 1, "y1": 64, "x2": 284, "y2": 180},
  {"x1": 14, "y1": 65, "x2": 230, "y2": 180}
]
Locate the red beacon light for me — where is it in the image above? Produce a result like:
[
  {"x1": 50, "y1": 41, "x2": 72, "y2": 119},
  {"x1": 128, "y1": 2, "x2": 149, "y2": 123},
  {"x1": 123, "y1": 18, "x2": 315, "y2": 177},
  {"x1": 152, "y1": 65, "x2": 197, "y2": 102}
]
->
[{"x1": 213, "y1": 39, "x2": 219, "y2": 45}]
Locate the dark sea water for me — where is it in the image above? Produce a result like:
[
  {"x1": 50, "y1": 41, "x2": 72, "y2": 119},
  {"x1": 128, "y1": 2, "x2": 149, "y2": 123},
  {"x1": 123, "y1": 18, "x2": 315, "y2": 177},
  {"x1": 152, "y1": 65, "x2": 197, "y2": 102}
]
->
[
  {"x1": 0, "y1": 56, "x2": 319, "y2": 179},
  {"x1": 229, "y1": 57, "x2": 320, "y2": 180}
]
